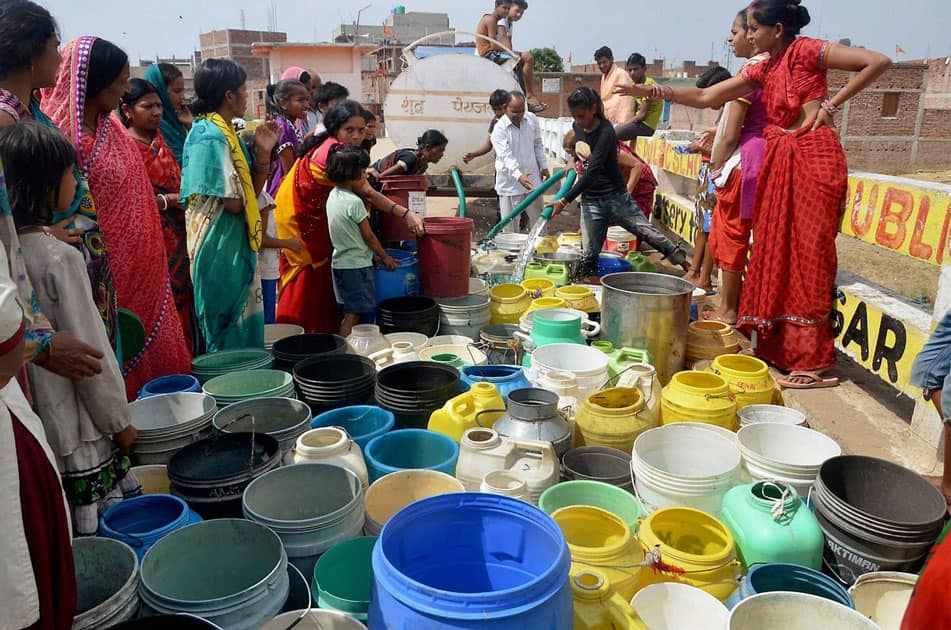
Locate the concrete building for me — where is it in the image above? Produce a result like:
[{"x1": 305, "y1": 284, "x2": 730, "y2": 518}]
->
[
  {"x1": 199, "y1": 29, "x2": 287, "y2": 83},
  {"x1": 250, "y1": 42, "x2": 376, "y2": 118},
  {"x1": 334, "y1": 11, "x2": 452, "y2": 46},
  {"x1": 131, "y1": 57, "x2": 195, "y2": 98}
]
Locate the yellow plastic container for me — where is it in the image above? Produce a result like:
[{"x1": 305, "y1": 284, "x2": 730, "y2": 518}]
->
[
  {"x1": 686, "y1": 321, "x2": 741, "y2": 363},
  {"x1": 490, "y1": 284, "x2": 531, "y2": 325},
  {"x1": 635, "y1": 507, "x2": 743, "y2": 602},
  {"x1": 709, "y1": 354, "x2": 778, "y2": 410},
  {"x1": 573, "y1": 388, "x2": 658, "y2": 454},
  {"x1": 661, "y1": 371, "x2": 737, "y2": 430},
  {"x1": 556, "y1": 286, "x2": 599, "y2": 313},
  {"x1": 557, "y1": 233, "x2": 583, "y2": 248},
  {"x1": 526, "y1": 297, "x2": 567, "y2": 314},
  {"x1": 428, "y1": 382, "x2": 506, "y2": 442},
  {"x1": 521, "y1": 278, "x2": 557, "y2": 298},
  {"x1": 572, "y1": 570, "x2": 644, "y2": 630},
  {"x1": 552, "y1": 505, "x2": 644, "y2": 601},
  {"x1": 534, "y1": 236, "x2": 559, "y2": 255}
]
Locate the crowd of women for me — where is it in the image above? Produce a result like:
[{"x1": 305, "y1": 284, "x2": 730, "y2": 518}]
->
[{"x1": 0, "y1": 0, "x2": 906, "y2": 626}]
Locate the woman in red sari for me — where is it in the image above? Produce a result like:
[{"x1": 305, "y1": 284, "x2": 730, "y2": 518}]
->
[
  {"x1": 274, "y1": 100, "x2": 424, "y2": 333},
  {"x1": 120, "y1": 78, "x2": 197, "y2": 354},
  {"x1": 43, "y1": 37, "x2": 190, "y2": 399},
  {"x1": 616, "y1": 1, "x2": 890, "y2": 388}
]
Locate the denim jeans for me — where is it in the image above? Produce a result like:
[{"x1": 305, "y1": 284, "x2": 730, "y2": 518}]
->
[
  {"x1": 912, "y1": 308, "x2": 951, "y2": 417},
  {"x1": 580, "y1": 191, "x2": 679, "y2": 277}
]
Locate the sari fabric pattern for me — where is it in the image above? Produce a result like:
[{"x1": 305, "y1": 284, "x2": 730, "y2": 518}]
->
[
  {"x1": 274, "y1": 139, "x2": 341, "y2": 333},
  {"x1": 180, "y1": 117, "x2": 263, "y2": 351},
  {"x1": 43, "y1": 36, "x2": 191, "y2": 399},
  {"x1": 737, "y1": 37, "x2": 848, "y2": 372}
]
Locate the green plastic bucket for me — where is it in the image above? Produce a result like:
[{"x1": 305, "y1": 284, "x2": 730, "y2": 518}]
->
[
  {"x1": 538, "y1": 480, "x2": 644, "y2": 529},
  {"x1": 202, "y1": 370, "x2": 294, "y2": 405},
  {"x1": 312, "y1": 537, "x2": 377, "y2": 620}
]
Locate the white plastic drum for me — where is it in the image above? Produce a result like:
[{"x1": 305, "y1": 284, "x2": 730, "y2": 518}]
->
[{"x1": 384, "y1": 54, "x2": 520, "y2": 176}]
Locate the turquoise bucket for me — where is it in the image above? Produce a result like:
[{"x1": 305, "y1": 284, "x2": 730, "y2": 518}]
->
[{"x1": 364, "y1": 429, "x2": 459, "y2": 482}]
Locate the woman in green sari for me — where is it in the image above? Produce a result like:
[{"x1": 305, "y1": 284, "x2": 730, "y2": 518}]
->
[{"x1": 180, "y1": 58, "x2": 278, "y2": 351}]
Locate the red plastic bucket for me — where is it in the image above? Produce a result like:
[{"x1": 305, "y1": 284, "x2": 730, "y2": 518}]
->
[
  {"x1": 418, "y1": 217, "x2": 473, "y2": 298},
  {"x1": 381, "y1": 176, "x2": 429, "y2": 244}
]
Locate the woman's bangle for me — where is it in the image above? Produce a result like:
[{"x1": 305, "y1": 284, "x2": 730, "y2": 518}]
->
[
  {"x1": 402, "y1": 207, "x2": 411, "y2": 219},
  {"x1": 388, "y1": 201, "x2": 398, "y2": 215},
  {"x1": 157, "y1": 194, "x2": 168, "y2": 211},
  {"x1": 821, "y1": 98, "x2": 840, "y2": 115}
]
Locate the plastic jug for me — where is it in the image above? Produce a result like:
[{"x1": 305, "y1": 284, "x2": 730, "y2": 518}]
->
[
  {"x1": 572, "y1": 570, "x2": 644, "y2": 630},
  {"x1": 573, "y1": 387, "x2": 658, "y2": 454},
  {"x1": 455, "y1": 427, "x2": 560, "y2": 504},
  {"x1": 525, "y1": 263, "x2": 570, "y2": 287},
  {"x1": 593, "y1": 342, "x2": 652, "y2": 384},
  {"x1": 631, "y1": 363, "x2": 662, "y2": 421},
  {"x1": 428, "y1": 383, "x2": 506, "y2": 442},
  {"x1": 720, "y1": 481, "x2": 824, "y2": 570},
  {"x1": 291, "y1": 427, "x2": 370, "y2": 488},
  {"x1": 625, "y1": 251, "x2": 657, "y2": 272}
]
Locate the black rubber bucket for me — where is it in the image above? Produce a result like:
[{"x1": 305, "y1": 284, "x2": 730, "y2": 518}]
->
[
  {"x1": 167, "y1": 432, "x2": 281, "y2": 519},
  {"x1": 294, "y1": 354, "x2": 377, "y2": 415},
  {"x1": 375, "y1": 362, "x2": 462, "y2": 429},
  {"x1": 562, "y1": 446, "x2": 634, "y2": 492},
  {"x1": 813, "y1": 455, "x2": 947, "y2": 585},
  {"x1": 271, "y1": 334, "x2": 348, "y2": 373},
  {"x1": 378, "y1": 297, "x2": 440, "y2": 336}
]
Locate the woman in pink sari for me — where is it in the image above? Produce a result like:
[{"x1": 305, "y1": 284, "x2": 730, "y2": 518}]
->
[{"x1": 43, "y1": 37, "x2": 190, "y2": 400}]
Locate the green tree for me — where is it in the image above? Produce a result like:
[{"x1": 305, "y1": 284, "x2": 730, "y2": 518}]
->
[{"x1": 530, "y1": 47, "x2": 564, "y2": 73}]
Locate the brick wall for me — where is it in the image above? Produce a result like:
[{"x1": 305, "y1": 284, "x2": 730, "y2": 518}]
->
[{"x1": 926, "y1": 57, "x2": 951, "y2": 93}]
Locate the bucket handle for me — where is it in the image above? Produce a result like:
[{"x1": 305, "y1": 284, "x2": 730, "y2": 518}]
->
[
  {"x1": 281, "y1": 562, "x2": 313, "y2": 630},
  {"x1": 475, "y1": 409, "x2": 507, "y2": 428}
]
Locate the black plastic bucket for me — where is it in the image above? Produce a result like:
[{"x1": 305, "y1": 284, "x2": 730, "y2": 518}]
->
[
  {"x1": 294, "y1": 354, "x2": 377, "y2": 415},
  {"x1": 378, "y1": 297, "x2": 440, "y2": 336},
  {"x1": 376, "y1": 362, "x2": 462, "y2": 429},
  {"x1": 562, "y1": 446, "x2": 634, "y2": 492},
  {"x1": 167, "y1": 432, "x2": 281, "y2": 519},
  {"x1": 813, "y1": 455, "x2": 946, "y2": 585},
  {"x1": 272, "y1": 334, "x2": 348, "y2": 373}
]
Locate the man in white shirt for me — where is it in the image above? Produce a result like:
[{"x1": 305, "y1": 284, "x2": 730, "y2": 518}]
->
[{"x1": 491, "y1": 91, "x2": 550, "y2": 233}]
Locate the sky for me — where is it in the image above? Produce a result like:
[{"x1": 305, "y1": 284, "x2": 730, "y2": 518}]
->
[{"x1": 44, "y1": 0, "x2": 951, "y2": 71}]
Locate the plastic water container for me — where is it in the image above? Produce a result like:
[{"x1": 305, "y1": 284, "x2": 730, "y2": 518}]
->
[
  {"x1": 428, "y1": 383, "x2": 506, "y2": 442},
  {"x1": 310, "y1": 406, "x2": 395, "y2": 450},
  {"x1": 572, "y1": 570, "x2": 642, "y2": 629},
  {"x1": 375, "y1": 249, "x2": 419, "y2": 304},
  {"x1": 630, "y1": 583, "x2": 730, "y2": 630},
  {"x1": 364, "y1": 429, "x2": 460, "y2": 482},
  {"x1": 380, "y1": 176, "x2": 428, "y2": 244},
  {"x1": 729, "y1": 592, "x2": 879, "y2": 629},
  {"x1": 138, "y1": 374, "x2": 201, "y2": 399},
  {"x1": 290, "y1": 427, "x2": 370, "y2": 488},
  {"x1": 368, "y1": 493, "x2": 573, "y2": 629},
  {"x1": 455, "y1": 428, "x2": 559, "y2": 504},
  {"x1": 363, "y1": 469, "x2": 465, "y2": 536},
  {"x1": 99, "y1": 494, "x2": 202, "y2": 561},
  {"x1": 604, "y1": 226, "x2": 637, "y2": 254},
  {"x1": 726, "y1": 563, "x2": 855, "y2": 610}
]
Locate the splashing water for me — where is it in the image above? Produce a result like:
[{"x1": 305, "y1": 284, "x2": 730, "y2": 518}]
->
[{"x1": 512, "y1": 217, "x2": 549, "y2": 281}]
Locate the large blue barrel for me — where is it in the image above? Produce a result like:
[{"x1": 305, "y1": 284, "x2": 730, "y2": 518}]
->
[
  {"x1": 99, "y1": 494, "x2": 202, "y2": 561},
  {"x1": 369, "y1": 493, "x2": 572, "y2": 628},
  {"x1": 375, "y1": 249, "x2": 419, "y2": 304}
]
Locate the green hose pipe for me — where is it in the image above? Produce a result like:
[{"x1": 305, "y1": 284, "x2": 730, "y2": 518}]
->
[
  {"x1": 484, "y1": 168, "x2": 567, "y2": 242},
  {"x1": 450, "y1": 167, "x2": 468, "y2": 218},
  {"x1": 541, "y1": 169, "x2": 578, "y2": 221}
]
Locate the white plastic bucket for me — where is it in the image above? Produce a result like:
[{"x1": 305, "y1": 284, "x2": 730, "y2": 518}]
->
[
  {"x1": 630, "y1": 583, "x2": 729, "y2": 630},
  {"x1": 632, "y1": 424, "x2": 741, "y2": 515},
  {"x1": 738, "y1": 404, "x2": 806, "y2": 428},
  {"x1": 729, "y1": 592, "x2": 880, "y2": 629},
  {"x1": 604, "y1": 227, "x2": 637, "y2": 254},
  {"x1": 737, "y1": 423, "x2": 841, "y2": 496},
  {"x1": 528, "y1": 344, "x2": 610, "y2": 398},
  {"x1": 848, "y1": 571, "x2": 918, "y2": 630}
]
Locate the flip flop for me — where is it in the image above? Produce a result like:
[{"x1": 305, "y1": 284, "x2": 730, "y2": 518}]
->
[{"x1": 777, "y1": 371, "x2": 840, "y2": 390}]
